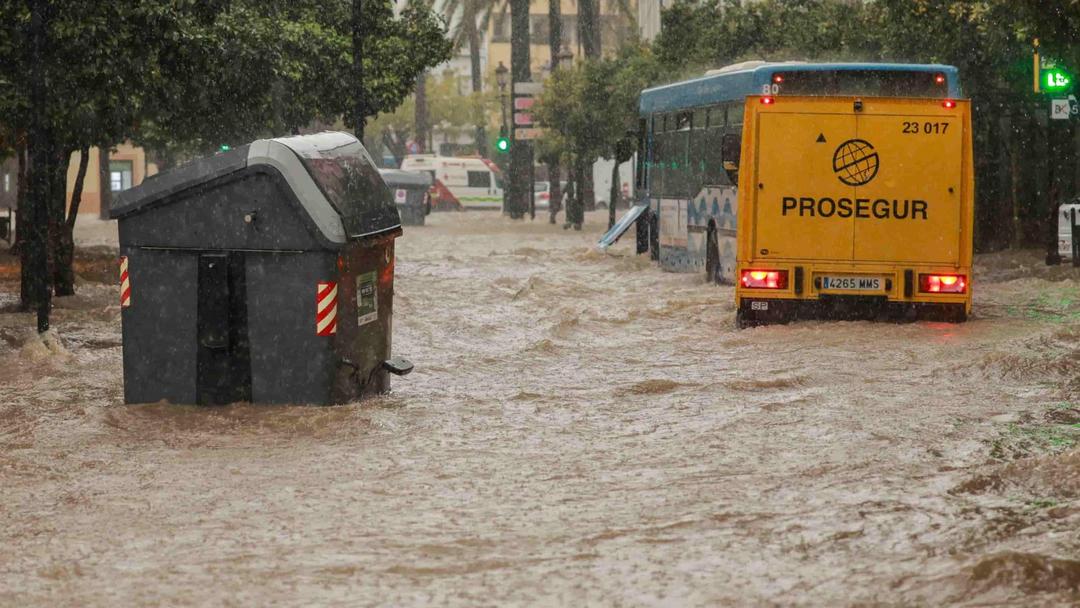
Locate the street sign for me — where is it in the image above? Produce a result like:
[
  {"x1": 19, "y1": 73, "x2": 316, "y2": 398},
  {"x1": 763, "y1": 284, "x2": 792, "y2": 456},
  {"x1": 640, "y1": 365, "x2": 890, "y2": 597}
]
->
[
  {"x1": 1051, "y1": 98, "x2": 1071, "y2": 120},
  {"x1": 1043, "y1": 68, "x2": 1072, "y2": 93},
  {"x1": 514, "y1": 128, "x2": 545, "y2": 140},
  {"x1": 513, "y1": 82, "x2": 543, "y2": 96}
]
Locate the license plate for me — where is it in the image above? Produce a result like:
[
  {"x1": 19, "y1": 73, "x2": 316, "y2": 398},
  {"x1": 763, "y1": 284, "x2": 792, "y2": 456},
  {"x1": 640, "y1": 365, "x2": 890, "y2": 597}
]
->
[{"x1": 820, "y1": 275, "x2": 883, "y2": 291}]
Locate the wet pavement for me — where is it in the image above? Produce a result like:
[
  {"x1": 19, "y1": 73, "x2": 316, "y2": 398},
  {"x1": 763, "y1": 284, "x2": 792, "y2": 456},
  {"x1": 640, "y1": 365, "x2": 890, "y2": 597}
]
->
[{"x1": 1, "y1": 211, "x2": 1078, "y2": 606}]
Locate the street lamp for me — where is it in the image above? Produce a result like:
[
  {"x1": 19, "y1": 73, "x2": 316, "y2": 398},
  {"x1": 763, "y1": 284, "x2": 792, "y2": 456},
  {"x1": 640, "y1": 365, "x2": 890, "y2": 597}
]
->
[
  {"x1": 495, "y1": 61, "x2": 509, "y2": 90},
  {"x1": 495, "y1": 61, "x2": 510, "y2": 152}
]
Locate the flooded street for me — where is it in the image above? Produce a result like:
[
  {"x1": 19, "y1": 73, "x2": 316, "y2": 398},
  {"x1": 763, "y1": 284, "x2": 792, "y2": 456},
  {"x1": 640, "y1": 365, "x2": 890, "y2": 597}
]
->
[{"x1": 1, "y1": 211, "x2": 1078, "y2": 606}]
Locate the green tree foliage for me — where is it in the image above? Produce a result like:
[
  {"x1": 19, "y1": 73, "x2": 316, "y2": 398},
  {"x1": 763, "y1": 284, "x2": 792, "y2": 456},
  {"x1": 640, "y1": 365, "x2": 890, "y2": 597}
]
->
[
  {"x1": 0, "y1": 0, "x2": 450, "y2": 306},
  {"x1": 535, "y1": 44, "x2": 661, "y2": 169},
  {"x1": 367, "y1": 70, "x2": 493, "y2": 163}
]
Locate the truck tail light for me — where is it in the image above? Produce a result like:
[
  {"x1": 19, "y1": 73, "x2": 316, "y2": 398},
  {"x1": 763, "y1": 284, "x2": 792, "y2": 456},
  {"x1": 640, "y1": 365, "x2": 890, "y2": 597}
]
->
[
  {"x1": 740, "y1": 269, "x2": 788, "y2": 289},
  {"x1": 919, "y1": 274, "x2": 966, "y2": 293},
  {"x1": 540, "y1": 192, "x2": 550, "y2": 200}
]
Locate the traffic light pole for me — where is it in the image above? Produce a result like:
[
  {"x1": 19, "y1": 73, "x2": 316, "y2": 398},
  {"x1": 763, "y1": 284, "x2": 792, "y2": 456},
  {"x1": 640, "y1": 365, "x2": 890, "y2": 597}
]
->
[{"x1": 508, "y1": 0, "x2": 530, "y2": 219}]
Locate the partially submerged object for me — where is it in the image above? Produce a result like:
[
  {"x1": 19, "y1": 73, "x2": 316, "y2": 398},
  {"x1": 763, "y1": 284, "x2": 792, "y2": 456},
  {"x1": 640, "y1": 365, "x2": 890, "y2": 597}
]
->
[{"x1": 112, "y1": 132, "x2": 412, "y2": 405}]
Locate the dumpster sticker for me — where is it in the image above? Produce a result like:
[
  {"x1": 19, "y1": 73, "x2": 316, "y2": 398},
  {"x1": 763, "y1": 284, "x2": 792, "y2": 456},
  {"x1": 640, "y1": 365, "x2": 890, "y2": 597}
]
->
[
  {"x1": 316, "y1": 281, "x2": 338, "y2": 336},
  {"x1": 394, "y1": 188, "x2": 408, "y2": 204},
  {"x1": 358, "y1": 271, "x2": 378, "y2": 327},
  {"x1": 119, "y1": 256, "x2": 131, "y2": 308}
]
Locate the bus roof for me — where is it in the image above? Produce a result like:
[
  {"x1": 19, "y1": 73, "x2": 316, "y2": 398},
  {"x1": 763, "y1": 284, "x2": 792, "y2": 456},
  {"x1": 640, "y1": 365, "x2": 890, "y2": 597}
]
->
[{"x1": 639, "y1": 62, "x2": 962, "y2": 114}]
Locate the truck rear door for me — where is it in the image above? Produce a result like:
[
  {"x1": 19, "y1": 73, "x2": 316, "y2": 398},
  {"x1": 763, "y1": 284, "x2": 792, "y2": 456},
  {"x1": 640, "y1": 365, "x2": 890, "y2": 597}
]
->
[
  {"x1": 748, "y1": 97, "x2": 966, "y2": 266},
  {"x1": 853, "y1": 99, "x2": 964, "y2": 264},
  {"x1": 753, "y1": 99, "x2": 855, "y2": 261}
]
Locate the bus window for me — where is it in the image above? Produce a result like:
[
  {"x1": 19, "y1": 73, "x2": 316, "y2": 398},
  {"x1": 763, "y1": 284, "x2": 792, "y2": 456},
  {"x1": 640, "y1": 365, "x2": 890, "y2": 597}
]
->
[
  {"x1": 702, "y1": 130, "x2": 727, "y2": 186},
  {"x1": 672, "y1": 112, "x2": 691, "y2": 196},
  {"x1": 653, "y1": 126, "x2": 666, "y2": 196},
  {"x1": 726, "y1": 102, "x2": 743, "y2": 128},
  {"x1": 722, "y1": 132, "x2": 741, "y2": 183},
  {"x1": 693, "y1": 109, "x2": 707, "y2": 131},
  {"x1": 707, "y1": 106, "x2": 725, "y2": 129},
  {"x1": 688, "y1": 111, "x2": 708, "y2": 185},
  {"x1": 467, "y1": 170, "x2": 491, "y2": 188}
]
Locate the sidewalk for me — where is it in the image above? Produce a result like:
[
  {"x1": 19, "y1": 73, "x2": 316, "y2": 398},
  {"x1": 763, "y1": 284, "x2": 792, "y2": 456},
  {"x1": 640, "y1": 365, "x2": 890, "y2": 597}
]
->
[{"x1": 73, "y1": 215, "x2": 118, "y2": 249}]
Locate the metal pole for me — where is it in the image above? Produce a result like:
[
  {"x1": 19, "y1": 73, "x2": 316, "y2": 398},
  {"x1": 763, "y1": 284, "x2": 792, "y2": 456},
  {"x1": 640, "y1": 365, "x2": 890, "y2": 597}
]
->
[
  {"x1": 1072, "y1": 208, "x2": 1078, "y2": 267},
  {"x1": 27, "y1": 0, "x2": 50, "y2": 333},
  {"x1": 509, "y1": 0, "x2": 530, "y2": 219}
]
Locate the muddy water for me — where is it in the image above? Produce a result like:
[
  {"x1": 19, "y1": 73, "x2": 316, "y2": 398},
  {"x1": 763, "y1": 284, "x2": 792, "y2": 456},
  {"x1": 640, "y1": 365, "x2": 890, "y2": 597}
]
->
[{"x1": 1, "y1": 212, "x2": 1078, "y2": 606}]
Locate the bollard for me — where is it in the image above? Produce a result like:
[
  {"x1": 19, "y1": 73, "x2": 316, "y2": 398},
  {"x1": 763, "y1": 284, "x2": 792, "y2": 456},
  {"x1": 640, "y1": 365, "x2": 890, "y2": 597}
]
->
[{"x1": 1073, "y1": 208, "x2": 1079, "y2": 267}]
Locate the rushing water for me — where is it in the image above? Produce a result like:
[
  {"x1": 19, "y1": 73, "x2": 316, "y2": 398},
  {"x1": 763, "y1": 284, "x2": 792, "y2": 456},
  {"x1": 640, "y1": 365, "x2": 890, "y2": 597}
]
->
[{"x1": 1, "y1": 212, "x2": 1078, "y2": 606}]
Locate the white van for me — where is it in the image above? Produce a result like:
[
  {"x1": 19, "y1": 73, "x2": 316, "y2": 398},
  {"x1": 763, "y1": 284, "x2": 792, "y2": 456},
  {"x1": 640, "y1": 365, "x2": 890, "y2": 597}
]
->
[
  {"x1": 1059, "y1": 201, "x2": 1080, "y2": 261},
  {"x1": 399, "y1": 154, "x2": 504, "y2": 211}
]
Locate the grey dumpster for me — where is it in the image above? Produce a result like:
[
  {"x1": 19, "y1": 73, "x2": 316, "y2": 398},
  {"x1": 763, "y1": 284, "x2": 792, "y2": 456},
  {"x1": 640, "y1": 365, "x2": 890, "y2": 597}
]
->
[
  {"x1": 378, "y1": 168, "x2": 432, "y2": 226},
  {"x1": 111, "y1": 131, "x2": 412, "y2": 406}
]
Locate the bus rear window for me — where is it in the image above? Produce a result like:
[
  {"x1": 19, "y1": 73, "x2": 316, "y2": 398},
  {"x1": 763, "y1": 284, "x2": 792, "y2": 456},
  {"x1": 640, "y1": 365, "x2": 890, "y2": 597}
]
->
[{"x1": 771, "y1": 70, "x2": 950, "y2": 98}]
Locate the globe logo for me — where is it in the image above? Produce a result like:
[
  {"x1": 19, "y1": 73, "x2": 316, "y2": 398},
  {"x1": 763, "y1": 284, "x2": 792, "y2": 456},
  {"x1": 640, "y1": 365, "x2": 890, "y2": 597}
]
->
[{"x1": 832, "y1": 139, "x2": 879, "y2": 186}]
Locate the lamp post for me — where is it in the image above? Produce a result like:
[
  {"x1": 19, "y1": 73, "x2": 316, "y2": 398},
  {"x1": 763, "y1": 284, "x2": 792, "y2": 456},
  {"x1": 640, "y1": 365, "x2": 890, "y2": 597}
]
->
[
  {"x1": 495, "y1": 61, "x2": 509, "y2": 135},
  {"x1": 495, "y1": 62, "x2": 509, "y2": 213}
]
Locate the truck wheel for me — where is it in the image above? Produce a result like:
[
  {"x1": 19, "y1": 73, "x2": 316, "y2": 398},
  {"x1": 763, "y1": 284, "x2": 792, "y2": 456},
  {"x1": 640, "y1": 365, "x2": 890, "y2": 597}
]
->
[
  {"x1": 736, "y1": 308, "x2": 750, "y2": 329},
  {"x1": 705, "y1": 223, "x2": 720, "y2": 284}
]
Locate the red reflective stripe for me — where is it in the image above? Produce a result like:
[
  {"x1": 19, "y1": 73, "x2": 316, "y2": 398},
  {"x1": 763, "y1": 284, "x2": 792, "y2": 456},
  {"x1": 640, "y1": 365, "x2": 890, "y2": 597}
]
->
[
  {"x1": 316, "y1": 281, "x2": 338, "y2": 336},
  {"x1": 119, "y1": 256, "x2": 131, "y2": 307}
]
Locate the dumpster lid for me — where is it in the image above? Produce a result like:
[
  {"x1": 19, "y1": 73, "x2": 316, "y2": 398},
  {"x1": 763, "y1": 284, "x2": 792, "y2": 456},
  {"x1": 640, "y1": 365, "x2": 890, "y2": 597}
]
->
[
  {"x1": 378, "y1": 168, "x2": 433, "y2": 189},
  {"x1": 110, "y1": 145, "x2": 251, "y2": 219},
  {"x1": 274, "y1": 132, "x2": 401, "y2": 239}
]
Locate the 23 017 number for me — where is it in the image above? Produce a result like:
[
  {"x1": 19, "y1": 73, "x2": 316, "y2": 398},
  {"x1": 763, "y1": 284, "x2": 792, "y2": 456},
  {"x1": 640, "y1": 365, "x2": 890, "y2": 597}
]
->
[{"x1": 902, "y1": 121, "x2": 949, "y2": 135}]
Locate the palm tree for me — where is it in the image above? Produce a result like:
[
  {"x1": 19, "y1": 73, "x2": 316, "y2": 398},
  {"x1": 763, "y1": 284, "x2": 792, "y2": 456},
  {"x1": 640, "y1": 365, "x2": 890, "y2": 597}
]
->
[{"x1": 439, "y1": 0, "x2": 507, "y2": 157}]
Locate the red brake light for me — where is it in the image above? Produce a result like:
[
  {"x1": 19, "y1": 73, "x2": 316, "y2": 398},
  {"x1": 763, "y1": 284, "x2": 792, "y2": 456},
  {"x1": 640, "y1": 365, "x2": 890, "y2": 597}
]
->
[
  {"x1": 540, "y1": 192, "x2": 549, "y2": 199},
  {"x1": 919, "y1": 274, "x2": 966, "y2": 294},
  {"x1": 934, "y1": 73, "x2": 946, "y2": 85},
  {"x1": 942, "y1": 99, "x2": 957, "y2": 109},
  {"x1": 741, "y1": 269, "x2": 788, "y2": 289},
  {"x1": 760, "y1": 97, "x2": 775, "y2": 105},
  {"x1": 773, "y1": 74, "x2": 784, "y2": 83}
]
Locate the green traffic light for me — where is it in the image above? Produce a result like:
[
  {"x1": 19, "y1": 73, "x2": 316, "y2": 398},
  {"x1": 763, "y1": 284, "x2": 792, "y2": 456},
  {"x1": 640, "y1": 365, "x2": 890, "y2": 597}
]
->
[
  {"x1": 496, "y1": 137, "x2": 510, "y2": 152},
  {"x1": 220, "y1": 144, "x2": 231, "y2": 152},
  {"x1": 1043, "y1": 68, "x2": 1072, "y2": 92}
]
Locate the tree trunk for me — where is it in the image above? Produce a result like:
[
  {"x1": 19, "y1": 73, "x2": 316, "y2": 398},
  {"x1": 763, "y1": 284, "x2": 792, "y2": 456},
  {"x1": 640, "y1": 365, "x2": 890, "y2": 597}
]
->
[
  {"x1": 14, "y1": 132, "x2": 27, "y2": 255},
  {"x1": 578, "y1": 0, "x2": 601, "y2": 59},
  {"x1": 609, "y1": 158, "x2": 619, "y2": 229},
  {"x1": 547, "y1": 0, "x2": 563, "y2": 224},
  {"x1": 569, "y1": 156, "x2": 585, "y2": 228},
  {"x1": 53, "y1": 147, "x2": 89, "y2": 297},
  {"x1": 351, "y1": 0, "x2": 366, "y2": 140},
  {"x1": 98, "y1": 146, "x2": 112, "y2": 219},
  {"x1": 26, "y1": 0, "x2": 51, "y2": 331},
  {"x1": 46, "y1": 148, "x2": 68, "y2": 297},
  {"x1": 382, "y1": 130, "x2": 406, "y2": 167},
  {"x1": 414, "y1": 72, "x2": 428, "y2": 154},
  {"x1": 466, "y1": 11, "x2": 487, "y2": 157},
  {"x1": 508, "y1": 0, "x2": 531, "y2": 218},
  {"x1": 548, "y1": 160, "x2": 561, "y2": 224}
]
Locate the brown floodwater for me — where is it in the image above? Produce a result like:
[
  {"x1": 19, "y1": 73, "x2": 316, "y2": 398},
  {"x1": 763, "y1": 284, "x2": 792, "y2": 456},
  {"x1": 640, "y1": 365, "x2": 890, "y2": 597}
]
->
[{"x1": 1, "y1": 211, "x2": 1078, "y2": 606}]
